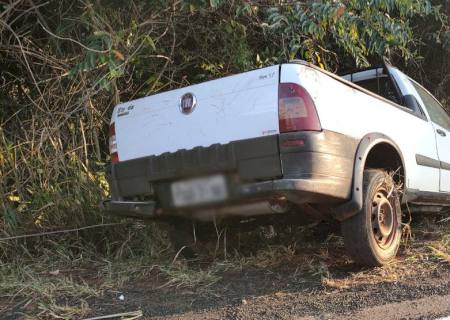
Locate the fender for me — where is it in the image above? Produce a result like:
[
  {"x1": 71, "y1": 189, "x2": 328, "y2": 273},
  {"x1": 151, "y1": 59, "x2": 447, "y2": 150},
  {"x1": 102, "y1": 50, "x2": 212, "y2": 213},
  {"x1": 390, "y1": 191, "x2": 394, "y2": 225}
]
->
[{"x1": 333, "y1": 133, "x2": 406, "y2": 221}]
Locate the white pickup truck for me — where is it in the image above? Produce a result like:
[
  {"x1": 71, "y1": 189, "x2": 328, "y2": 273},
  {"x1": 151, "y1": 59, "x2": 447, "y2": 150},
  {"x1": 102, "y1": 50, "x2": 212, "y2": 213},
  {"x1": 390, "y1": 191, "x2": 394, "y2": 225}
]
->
[{"x1": 103, "y1": 60, "x2": 450, "y2": 266}]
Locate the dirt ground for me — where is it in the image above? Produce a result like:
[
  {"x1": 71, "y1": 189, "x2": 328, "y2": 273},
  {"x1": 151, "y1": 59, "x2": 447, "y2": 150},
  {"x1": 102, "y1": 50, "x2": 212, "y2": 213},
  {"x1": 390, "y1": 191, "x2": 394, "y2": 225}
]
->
[
  {"x1": 90, "y1": 219, "x2": 450, "y2": 320},
  {"x1": 90, "y1": 263, "x2": 450, "y2": 320},
  {"x1": 2, "y1": 216, "x2": 450, "y2": 320},
  {"x1": 91, "y1": 253, "x2": 450, "y2": 320}
]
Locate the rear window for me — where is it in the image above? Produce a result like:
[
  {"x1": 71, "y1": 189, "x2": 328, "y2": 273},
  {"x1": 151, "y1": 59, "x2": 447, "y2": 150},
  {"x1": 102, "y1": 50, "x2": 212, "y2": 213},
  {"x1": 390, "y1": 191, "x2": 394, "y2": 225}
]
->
[{"x1": 355, "y1": 77, "x2": 400, "y2": 105}]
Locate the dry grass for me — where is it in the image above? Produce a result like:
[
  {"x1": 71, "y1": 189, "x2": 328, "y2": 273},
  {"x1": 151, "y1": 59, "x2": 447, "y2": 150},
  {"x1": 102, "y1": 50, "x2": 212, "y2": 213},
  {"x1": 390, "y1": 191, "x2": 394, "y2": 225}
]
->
[
  {"x1": 0, "y1": 263, "x2": 99, "y2": 319},
  {"x1": 427, "y1": 230, "x2": 450, "y2": 263},
  {"x1": 320, "y1": 215, "x2": 450, "y2": 290},
  {"x1": 0, "y1": 222, "x2": 170, "y2": 319},
  {"x1": 157, "y1": 262, "x2": 223, "y2": 290},
  {"x1": 233, "y1": 244, "x2": 298, "y2": 269},
  {"x1": 0, "y1": 253, "x2": 165, "y2": 319}
]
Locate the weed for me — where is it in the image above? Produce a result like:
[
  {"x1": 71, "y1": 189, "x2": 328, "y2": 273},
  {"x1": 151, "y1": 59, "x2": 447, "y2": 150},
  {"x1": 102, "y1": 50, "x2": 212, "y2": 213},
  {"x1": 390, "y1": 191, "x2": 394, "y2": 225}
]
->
[
  {"x1": 0, "y1": 263, "x2": 98, "y2": 319},
  {"x1": 158, "y1": 262, "x2": 222, "y2": 290},
  {"x1": 235, "y1": 244, "x2": 297, "y2": 269}
]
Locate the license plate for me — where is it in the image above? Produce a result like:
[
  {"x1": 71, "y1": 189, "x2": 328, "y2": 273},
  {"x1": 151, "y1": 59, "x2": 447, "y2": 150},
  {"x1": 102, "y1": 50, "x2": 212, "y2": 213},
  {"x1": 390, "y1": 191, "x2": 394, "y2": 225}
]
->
[{"x1": 171, "y1": 174, "x2": 228, "y2": 207}]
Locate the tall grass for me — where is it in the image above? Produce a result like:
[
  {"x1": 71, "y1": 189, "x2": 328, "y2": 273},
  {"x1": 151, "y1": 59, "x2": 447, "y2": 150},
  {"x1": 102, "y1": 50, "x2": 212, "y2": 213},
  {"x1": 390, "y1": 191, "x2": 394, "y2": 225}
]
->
[{"x1": 0, "y1": 0, "x2": 260, "y2": 261}]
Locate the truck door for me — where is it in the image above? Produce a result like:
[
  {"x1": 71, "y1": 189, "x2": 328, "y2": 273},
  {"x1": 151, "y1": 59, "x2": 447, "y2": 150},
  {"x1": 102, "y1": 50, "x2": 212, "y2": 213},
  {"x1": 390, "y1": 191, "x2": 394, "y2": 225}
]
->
[
  {"x1": 410, "y1": 80, "x2": 450, "y2": 193},
  {"x1": 384, "y1": 66, "x2": 440, "y2": 193}
]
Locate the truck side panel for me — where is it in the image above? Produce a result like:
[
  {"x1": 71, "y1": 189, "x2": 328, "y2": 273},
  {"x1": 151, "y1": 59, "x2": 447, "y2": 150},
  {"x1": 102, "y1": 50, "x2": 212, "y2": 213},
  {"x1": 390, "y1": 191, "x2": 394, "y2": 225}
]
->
[{"x1": 280, "y1": 63, "x2": 440, "y2": 193}]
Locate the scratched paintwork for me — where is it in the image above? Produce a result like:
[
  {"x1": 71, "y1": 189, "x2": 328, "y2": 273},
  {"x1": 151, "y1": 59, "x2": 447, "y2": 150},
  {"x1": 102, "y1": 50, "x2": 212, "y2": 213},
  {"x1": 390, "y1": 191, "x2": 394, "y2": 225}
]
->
[{"x1": 112, "y1": 65, "x2": 280, "y2": 161}]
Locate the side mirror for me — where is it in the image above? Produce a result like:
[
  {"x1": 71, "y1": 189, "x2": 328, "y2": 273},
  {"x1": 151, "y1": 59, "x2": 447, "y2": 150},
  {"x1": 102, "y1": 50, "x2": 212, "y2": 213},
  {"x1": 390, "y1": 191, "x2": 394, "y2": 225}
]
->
[{"x1": 403, "y1": 94, "x2": 421, "y2": 114}]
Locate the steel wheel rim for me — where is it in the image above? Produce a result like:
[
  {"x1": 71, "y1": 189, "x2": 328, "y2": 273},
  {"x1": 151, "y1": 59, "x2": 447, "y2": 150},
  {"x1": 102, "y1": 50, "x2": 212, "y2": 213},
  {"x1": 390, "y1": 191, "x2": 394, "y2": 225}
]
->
[{"x1": 371, "y1": 185, "x2": 398, "y2": 250}]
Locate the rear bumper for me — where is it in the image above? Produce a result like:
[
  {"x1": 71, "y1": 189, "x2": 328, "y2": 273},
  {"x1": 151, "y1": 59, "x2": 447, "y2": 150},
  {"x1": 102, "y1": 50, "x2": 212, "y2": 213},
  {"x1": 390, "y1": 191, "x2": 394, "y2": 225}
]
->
[
  {"x1": 103, "y1": 130, "x2": 358, "y2": 220},
  {"x1": 102, "y1": 176, "x2": 350, "y2": 220}
]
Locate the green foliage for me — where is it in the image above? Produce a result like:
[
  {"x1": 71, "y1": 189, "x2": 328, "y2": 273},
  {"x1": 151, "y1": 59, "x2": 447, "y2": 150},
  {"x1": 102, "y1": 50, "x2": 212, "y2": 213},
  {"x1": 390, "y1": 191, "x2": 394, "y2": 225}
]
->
[{"x1": 266, "y1": 0, "x2": 443, "y2": 69}]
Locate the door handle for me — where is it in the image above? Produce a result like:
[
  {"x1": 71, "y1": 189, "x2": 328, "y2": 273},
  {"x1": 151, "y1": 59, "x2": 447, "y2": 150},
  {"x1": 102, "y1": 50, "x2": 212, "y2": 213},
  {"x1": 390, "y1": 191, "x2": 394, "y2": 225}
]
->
[{"x1": 437, "y1": 129, "x2": 447, "y2": 137}]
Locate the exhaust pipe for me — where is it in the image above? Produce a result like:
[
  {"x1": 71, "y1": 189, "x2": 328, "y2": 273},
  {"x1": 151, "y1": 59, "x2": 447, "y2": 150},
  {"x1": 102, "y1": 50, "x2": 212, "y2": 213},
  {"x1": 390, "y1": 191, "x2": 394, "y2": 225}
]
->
[{"x1": 192, "y1": 198, "x2": 293, "y2": 221}]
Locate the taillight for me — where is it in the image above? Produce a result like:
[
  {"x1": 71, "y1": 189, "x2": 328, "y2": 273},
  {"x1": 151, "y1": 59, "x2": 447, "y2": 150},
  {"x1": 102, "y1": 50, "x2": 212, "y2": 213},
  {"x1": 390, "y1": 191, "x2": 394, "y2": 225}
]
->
[
  {"x1": 109, "y1": 122, "x2": 119, "y2": 164},
  {"x1": 278, "y1": 83, "x2": 321, "y2": 133}
]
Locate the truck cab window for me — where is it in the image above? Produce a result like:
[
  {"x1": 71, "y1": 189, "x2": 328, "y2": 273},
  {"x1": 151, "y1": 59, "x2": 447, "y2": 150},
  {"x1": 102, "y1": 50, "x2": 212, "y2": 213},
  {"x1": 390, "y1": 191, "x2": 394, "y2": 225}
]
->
[
  {"x1": 342, "y1": 68, "x2": 401, "y2": 105},
  {"x1": 355, "y1": 77, "x2": 400, "y2": 105}
]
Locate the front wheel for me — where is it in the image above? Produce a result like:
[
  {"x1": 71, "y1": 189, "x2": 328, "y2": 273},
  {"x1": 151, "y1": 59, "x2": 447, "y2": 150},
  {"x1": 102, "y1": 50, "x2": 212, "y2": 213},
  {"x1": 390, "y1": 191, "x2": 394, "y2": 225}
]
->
[{"x1": 341, "y1": 169, "x2": 402, "y2": 266}]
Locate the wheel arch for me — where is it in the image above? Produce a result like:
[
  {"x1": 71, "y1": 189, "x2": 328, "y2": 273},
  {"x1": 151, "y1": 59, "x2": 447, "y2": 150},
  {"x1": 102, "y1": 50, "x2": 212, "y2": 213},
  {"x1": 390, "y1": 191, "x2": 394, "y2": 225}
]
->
[
  {"x1": 362, "y1": 138, "x2": 406, "y2": 187},
  {"x1": 334, "y1": 133, "x2": 406, "y2": 221}
]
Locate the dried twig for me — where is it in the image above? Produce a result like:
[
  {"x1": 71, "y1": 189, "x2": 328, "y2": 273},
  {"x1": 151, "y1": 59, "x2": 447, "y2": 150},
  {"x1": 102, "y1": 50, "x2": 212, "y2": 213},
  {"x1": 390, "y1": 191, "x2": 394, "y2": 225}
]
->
[
  {"x1": 82, "y1": 310, "x2": 143, "y2": 320},
  {"x1": 0, "y1": 223, "x2": 127, "y2": 242},
  {"x1": 37, "y1": 20, "x2": 110, "y2": 53}
]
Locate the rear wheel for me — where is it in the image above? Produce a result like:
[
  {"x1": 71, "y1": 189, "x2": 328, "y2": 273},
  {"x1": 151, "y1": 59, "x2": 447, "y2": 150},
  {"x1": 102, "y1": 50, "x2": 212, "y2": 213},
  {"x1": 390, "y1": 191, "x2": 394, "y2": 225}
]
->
[{"x1": 341, "y1": 169, "x2": 402, "y2": 266}]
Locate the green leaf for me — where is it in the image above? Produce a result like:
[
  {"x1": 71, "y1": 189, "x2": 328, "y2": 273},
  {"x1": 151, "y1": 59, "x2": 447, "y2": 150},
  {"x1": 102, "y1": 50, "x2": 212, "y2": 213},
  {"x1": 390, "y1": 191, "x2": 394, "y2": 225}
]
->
[{"x1": 144, "y1": 35, "x2": 156, "y2": 51}]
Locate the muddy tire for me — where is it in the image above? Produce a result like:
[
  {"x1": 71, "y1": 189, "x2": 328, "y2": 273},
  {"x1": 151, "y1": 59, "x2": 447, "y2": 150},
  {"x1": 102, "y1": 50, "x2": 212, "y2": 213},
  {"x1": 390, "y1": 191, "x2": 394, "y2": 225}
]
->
[{"x1": 341, "y1": 169, "x2": 402, "y2": 266}]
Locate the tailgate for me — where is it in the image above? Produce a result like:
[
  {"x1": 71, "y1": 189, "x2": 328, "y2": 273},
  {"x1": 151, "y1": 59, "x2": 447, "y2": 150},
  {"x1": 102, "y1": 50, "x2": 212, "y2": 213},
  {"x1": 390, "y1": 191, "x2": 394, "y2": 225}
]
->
[{"x1": 113, "y1": 65, "x2": 280, "y2": 161}]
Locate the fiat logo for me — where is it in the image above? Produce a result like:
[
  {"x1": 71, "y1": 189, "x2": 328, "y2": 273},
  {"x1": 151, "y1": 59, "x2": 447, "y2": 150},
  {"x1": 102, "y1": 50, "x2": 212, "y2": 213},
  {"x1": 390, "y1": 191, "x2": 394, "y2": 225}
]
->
[{"x1": 180, "y1": 92, "x2": 197, "y2": 115}]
